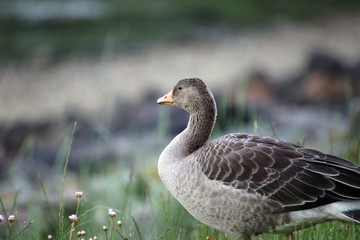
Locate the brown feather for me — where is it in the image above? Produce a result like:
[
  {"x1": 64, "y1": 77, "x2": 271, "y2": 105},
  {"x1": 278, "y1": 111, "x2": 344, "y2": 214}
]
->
[{"x1": 197, "y1": 133, "x2": 360, "y2": 212}]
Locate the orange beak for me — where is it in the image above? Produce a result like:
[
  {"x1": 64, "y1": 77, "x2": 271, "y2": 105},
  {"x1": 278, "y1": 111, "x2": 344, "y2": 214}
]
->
[{"x1": 157, "y1": 90, "x2": 174, "y2": 106}]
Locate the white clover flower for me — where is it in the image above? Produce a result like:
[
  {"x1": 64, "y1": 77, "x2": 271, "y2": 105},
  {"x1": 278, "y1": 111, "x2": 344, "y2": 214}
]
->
[
  {"x1": 102, "y1": 226, "x2": 108, "y2": 231},
  {"x1": 68, "y1": 214, "x2": 78, "y2": 222},
  {"x1": 108, "y1": 208, "x2": 116, "y2": 218},
  {"x1": 48, "y1": 235, "x2": 53, "y2": 240},
  {"x1": 8, "y1": 215, "x2": 15, "y2": 223},
  {"x1": 75, "y1": 191, "x2": 83, "y2": 198}
]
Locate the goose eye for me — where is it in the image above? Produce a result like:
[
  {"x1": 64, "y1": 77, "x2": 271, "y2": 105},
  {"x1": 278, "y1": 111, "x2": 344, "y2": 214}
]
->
[{"x1": 177, "y1": 85, "x2": 183, "y2": 91}]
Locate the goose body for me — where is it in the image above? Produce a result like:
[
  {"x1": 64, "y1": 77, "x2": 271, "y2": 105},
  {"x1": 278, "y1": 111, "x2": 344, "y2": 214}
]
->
[{"x1": 157, "y1": 78, "x2": 360, "y2": 240}]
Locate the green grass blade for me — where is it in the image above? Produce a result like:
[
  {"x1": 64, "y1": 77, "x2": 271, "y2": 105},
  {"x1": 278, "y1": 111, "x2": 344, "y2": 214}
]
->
[{"x1": 57, "y1": 121, "x2": 77, "y2": 239}]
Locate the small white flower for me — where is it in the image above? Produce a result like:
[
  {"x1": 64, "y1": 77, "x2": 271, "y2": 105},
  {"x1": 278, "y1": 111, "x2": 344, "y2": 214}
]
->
[
  {"x1": 93, "y1": 236, "x2": 97, "y2": 240},
  {"x1": 0, "y1": 215, "x2": 4, "y2": 222},
  {"x1": 68, "y1": 214, "x2": 78, "y2": 222},
  {"x1": 48, "y1": 235, "x2": 53, "y2": 240},
  {"x1": 75, "y1": 191, "x2": 83, "y2": 198},
  {"x1": 8, "y1": 215, "x2": 15, "y2": 223},
  {"x1": 108, "y1": 208, "x2": 116, "y2": 218},
  {"x1": 117, "y1": 220, "x2": 122, "y2": 227},
  {"x1": 102, "y1": 226, "x2": 108, "y2": 231}
]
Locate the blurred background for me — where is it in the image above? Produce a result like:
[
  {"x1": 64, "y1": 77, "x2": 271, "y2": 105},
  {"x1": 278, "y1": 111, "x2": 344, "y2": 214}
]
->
[{"x1": 0, "y1": 0, "x2": 360, "y2": 239}]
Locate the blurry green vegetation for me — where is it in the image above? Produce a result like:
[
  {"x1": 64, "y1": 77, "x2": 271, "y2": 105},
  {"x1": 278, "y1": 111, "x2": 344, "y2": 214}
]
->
[{"x1": 1, "y1": 0, "x2": 360, "y2": 62}]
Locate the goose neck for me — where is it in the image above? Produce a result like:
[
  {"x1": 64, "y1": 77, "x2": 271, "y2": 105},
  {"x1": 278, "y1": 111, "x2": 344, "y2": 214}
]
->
[{"x1": 183, "y1": 107, "x2": 216, "y2": 154}]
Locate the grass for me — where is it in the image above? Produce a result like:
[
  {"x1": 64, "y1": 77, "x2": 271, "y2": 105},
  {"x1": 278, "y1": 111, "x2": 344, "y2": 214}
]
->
[
  {"x1": 0, "y1": 90, "x2": 359, "y2": 239},
  {"x1": 58, "y1": 122, "x2": 77, "y2": 239}
]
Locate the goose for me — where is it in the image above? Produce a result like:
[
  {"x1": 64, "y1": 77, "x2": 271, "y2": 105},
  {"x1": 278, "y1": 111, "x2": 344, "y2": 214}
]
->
[{"x1": 157, "y1": 78, "x2": 360, "y2": 240}]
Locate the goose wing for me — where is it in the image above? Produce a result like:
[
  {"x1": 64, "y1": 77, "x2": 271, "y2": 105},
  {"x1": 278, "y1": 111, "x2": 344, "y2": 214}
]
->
[{"x1": 198, "y1": 133, "x2": 360, "y2": 212}]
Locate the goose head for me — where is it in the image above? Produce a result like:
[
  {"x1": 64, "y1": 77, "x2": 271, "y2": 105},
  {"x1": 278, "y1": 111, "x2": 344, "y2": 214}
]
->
[{"x1": 157, "y1": 78, "x2": 215, "y2": 115}]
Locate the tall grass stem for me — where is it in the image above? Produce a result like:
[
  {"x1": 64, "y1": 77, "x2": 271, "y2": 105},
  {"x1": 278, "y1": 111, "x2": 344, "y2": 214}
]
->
[{"x1": 58, "y1": 121, "x2": 78, "y2": 239}]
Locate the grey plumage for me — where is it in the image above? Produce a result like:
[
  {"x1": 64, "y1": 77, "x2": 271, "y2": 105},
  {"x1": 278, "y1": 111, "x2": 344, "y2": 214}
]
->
[{"x1": 157, "y1": 77, "x2": 360, "y2": 240}]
